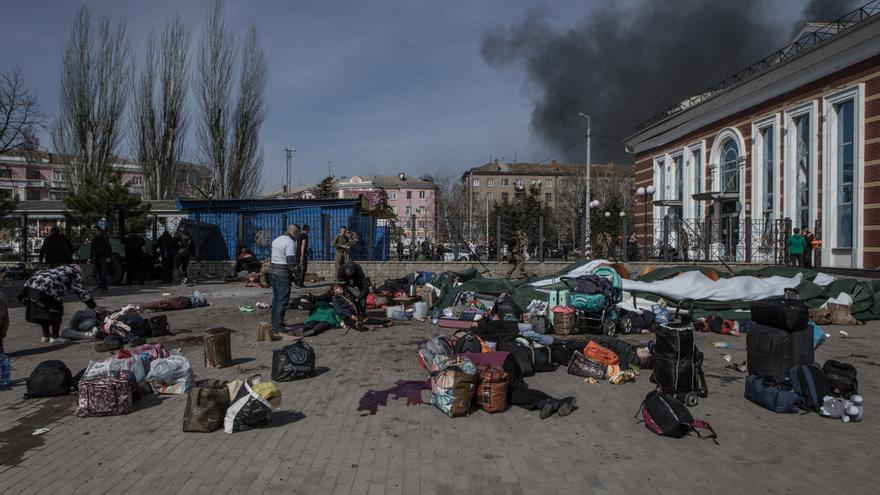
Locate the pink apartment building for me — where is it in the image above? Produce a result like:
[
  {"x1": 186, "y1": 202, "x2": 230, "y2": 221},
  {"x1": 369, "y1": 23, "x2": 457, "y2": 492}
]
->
[{"x1": 335, "y1": 173, "x2": 438, "y2": 241}]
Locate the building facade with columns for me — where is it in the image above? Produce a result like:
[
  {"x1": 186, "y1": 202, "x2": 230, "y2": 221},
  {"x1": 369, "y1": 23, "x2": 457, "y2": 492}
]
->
[{"x1": 625, "y1": 5, "x2": 880, "y2": 269}]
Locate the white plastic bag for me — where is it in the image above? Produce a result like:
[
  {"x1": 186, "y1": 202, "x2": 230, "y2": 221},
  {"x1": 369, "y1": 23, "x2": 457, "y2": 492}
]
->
[
  {"x1": 146, "y1": 352, "x2": 194, "y2": 395},
  {"x1": 83, "y1": 355, "x2": 146, "y2": 385}
]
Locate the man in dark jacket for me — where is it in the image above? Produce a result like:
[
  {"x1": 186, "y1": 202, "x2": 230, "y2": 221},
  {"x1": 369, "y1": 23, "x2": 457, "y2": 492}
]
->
[
  {"x1": 89, "y1": 226, "x2": 112, "y2": 291},
  {"x1": 174, "y1": 227, "x2": 193, "y2": 282},
  {"x1": 39, "y1": 227, "x2": 73, "y2": 267},
  {"x1": 155, "y1": 230, "x2": 177, "y2": 283},
  {"x1": 123, "y1": 232, "x2": 146, "y2": 285}
]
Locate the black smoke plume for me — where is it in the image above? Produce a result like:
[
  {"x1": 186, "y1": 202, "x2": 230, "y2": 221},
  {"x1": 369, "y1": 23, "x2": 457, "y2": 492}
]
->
[{"x1": 481, "y1": 0, "x2": 861, "y2": 163}]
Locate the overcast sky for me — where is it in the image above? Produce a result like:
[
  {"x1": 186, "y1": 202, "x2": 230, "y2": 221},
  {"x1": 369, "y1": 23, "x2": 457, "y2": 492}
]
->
[{"x1": 3, "y1": 0, "x2": 834, "y2": 191}]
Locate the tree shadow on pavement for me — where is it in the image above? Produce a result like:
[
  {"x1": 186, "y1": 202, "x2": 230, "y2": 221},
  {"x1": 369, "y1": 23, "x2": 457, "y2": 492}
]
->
[
  {"x1": 7, "y1": 342, "x2": 75, "y2": 358},
  {"x1": 135, "y1": 393, "x2": 169, "y2": 411}
]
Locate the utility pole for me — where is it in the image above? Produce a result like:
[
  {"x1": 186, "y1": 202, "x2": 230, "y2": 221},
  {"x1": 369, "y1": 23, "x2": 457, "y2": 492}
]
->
[
  {"x1": 579, "y1": 113, "x2": 592, "y2": 257},
  {"x1": 283, "y1": 146, "x2": 295, "y2": 195}
]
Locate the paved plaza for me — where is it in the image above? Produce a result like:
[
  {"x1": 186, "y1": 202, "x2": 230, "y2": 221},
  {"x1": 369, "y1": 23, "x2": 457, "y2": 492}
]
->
[{"x1": 1, "y1": 279, "x2": 879, "y2": 494}]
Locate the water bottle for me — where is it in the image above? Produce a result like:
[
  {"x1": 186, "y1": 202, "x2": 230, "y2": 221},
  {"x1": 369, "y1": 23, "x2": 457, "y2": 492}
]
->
[{"x1": 0, "y1": 353, "x2": 10, "y2": 388}]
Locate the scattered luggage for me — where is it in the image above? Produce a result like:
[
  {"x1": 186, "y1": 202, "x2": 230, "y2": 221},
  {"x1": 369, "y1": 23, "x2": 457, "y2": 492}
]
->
[
  {"x1": 475, "y1": 367, "x2": 508, "y2": 413},
  {"x1": 148, "y1": 315, "x2": 172, "y2": 337},
  {"x1": 749, "y1": 299, "x2": 809, "y2": 331},
  {"x1": 491, "y1": 292, "x2": 523, "y2": 321},
  {"x1": 746, "y1": 324, "x2": 794, "y2": 382},
  {"x1": 25, "y1": 360, "x2": 74, "y2": 398},
  {"x1": 789, "y1": 364, "x2": 831, "y2": 413},
  {"x1": 146, "y1": 352, "x2": 194, "y2": 395},
  {"x1": 495, "y1": 338, "x2": 534, "y2": 377},
  {"x1": 567, "y1": 351, "x2": 608, "y2": 380},
  {"x1": 583, "y1": 340, "x2": 619, "y2": 367},
  {"x1": 75, "y1": 376, "x2": 133, "y2": 417},
  {"x1": 452, "y1": 331, "x2": 485, "y2": 355},
  {"x1": 650, "y1": 322, "x2": 705, "y2": 405},
  {"x1": 271, "y1": 340, "x2": 316, "y2": 381},
  {"x1": 744, "y1": 375, "x2": 802, "y2": 413},
  {"x1": 516, "y1": 337, "x2": 554, "y2": 373},
  {"x1": 823, "y1": 359, "x2": 858, "y2": 397},
  {"x1": 224, "y1": 375, "x2": 282, "y2": 433},
  {"x1": 418, "y1": 335, "x2": 454, "y2": 372},
  {"x1": 638, "y1": 390, "x2": 717, "y2": 442},
  {"x1": 430, "y1": 357, "x2": 476, "y2": 418},
  {"x1": 183, "y1": 380, "x2": 231, "y2": 433}
]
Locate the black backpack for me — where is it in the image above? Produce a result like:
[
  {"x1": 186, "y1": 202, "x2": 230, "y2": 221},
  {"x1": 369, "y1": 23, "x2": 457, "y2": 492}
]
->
[
  {"x1": 25, "y1": 360, "x2": 74, "y2": 398},
  {"x1": 118, "y1": 313, "x2": 150, "y2": 338},
  {"x1": 788, "y1": 364, "x2": 830, "y2": 412},
  {"x1": 452, "y1": 332, "x2": 483, "y2": 354},
  {"x1": 638, "y1": 390, "x2": 717, "y2": 443},
  {"x1": 271, "y1": 341, "x2": 316, "y2": 381},
  {"x1": 491, "y1": 292, "x2": 523, "y2": 320},
  {"x1": 822, "y1": 360, "x2": 858, "y2": 397}
]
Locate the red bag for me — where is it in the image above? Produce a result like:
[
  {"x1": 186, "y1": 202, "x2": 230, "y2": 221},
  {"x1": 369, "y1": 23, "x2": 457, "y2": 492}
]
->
[{"x1": 583, "y1": 341, "x2": 619, "y2": 366}]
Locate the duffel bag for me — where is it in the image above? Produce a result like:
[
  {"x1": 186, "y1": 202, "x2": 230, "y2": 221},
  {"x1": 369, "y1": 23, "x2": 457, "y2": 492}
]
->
[
  {"x1": 148, "y1": 315, "x2": 171, "y2": 337},
  {"x1": 745, "y1": 375, "x2": 802, "y2": 413},
  {"x1": 25, "y1": 360, "x2": 74, "y2": 398},
  {"x1": 639, "y1": 390, "x2": 716, "y2": 442},
  {"x1": 749, "y1": 299, "x2": 808, "y2": 331},
  {"x1": 271, "y1": 340, "x2": 316, "y2": 381},
  {"x1": 183, "y1": 380, "x2": 230, "y2": 433},
  {"x1": 75, "y1": 377, "x2": 133, "y2": 417},
  {"x1": 567, "y1": 351, "x2": 607, "y2": 380},
  {"x1": 823, "y1": 359, "x2": 858, "y2": 397},
  {"x1": 475, "y1": 367, "x2": 508, "y2": 413},
  {"x1": 472, "y1": 320, "x2": 519, "y2": 342},
  {"x1": 789, "y1": 363, "x2": 831, "y2": 413}
]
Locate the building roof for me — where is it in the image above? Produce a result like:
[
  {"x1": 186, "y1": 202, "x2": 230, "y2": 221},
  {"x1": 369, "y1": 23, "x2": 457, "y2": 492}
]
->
[
  {"x1": 337, "y1": 174, "x2": 437, "y2": 190},
  {"x1": 462, "y1": 160, "x2": 632, "y2": 180},
  {"x1": 12, "y1": 200, "x2": 180, "y2": 214},
  {"x1": 177, "y1": 198, "x2": 362, "y2": 212},
  {"x1": 630, "y1": 0, "x2": 880, "y2": 136}
]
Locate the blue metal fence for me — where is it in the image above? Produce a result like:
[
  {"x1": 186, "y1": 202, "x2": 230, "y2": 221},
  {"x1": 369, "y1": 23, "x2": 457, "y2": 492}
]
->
[{"x1": 177, "y1": 199, "x2": 389, "y2": 261}]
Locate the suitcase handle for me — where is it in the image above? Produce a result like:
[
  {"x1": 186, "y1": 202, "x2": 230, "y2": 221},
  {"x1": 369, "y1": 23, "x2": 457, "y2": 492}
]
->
[{"x1": 675, "y1": 298, "x2": 696, "y2": 322}]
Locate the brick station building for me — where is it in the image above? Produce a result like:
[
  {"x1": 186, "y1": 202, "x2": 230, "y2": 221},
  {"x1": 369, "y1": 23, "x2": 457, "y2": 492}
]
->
[{"x1": 625, "y1": 3, "x2": 880, "y2": 269}]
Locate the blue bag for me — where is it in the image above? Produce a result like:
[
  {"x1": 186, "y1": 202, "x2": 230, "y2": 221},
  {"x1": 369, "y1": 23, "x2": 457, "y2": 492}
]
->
[{"x1": 745, "y1": 375, "x2": 802, "y2": 413}]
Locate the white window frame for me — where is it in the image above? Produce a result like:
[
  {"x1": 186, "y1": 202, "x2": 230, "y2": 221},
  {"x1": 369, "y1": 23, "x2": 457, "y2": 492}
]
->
[
  {"x1": 419, "y1": 190, "x2": 426, "y2": 199},
  {"x1": 708, "y1": 127, "x2": 747, "y2": 214},
  {"x1": 670, "y1": 151, "x2": 684, "y2": 203},
  {"x1": 822, "y1": 85, "x2": 864, "y2": 268},
  {"x1": 750, "y1": 113, "x2": 781, "y2": 226},
  {"x1": 472, "y1": 178, "x2": 480, "y2": 187},
  {"x1": 783, "y1": 101, "x2": 819, "y2": 233},
  {"x1": 684, "y1": 141, "x2": 705, "y2": 219},
  {"x1": 501, "y1": 178, "x2": 509, "y2": 187},
  {"x1": 544, "y1": 179, "x2": 553, "y2": 188},
  {"x1": 486, "y1": 178, "x2": 494, "y2": 187},
  {"x1": 653, "y1": 154, "x2": 667, "y2": 222},
  {"x1": 389, "y1": 191, "x2": 397, "y2": 200}
]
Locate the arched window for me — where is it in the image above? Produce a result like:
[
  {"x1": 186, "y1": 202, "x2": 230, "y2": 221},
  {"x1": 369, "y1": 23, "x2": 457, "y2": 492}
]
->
[{"x1": 721, "y1": 139, "x2": 739, "y2": 193}]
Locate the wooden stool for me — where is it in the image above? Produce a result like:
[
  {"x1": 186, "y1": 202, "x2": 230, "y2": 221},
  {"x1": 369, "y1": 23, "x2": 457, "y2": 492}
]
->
[
  {"x1": 204, "y1": 331, "x2": 232, "y2": 368},
  {"x1": 256, "y1": 321, "x2": 273, "y2": 342}
]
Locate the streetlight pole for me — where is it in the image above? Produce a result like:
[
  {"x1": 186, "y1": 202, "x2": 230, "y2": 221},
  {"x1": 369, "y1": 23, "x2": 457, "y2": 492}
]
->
[
  {"x1": 283, "y1": 146, "x2": 295, "y2": 195},
  {"x1": 578, "y1": 113, "x2": 591, "y2": 258},
  {"x1": 637, "y1": 185, "x2": 655, "y2": 260}
]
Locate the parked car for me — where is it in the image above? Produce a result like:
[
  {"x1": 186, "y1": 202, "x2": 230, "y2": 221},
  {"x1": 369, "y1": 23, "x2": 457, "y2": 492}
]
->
[{"x1": 442, "y1": 243, "x2": 477, "y2": 262}]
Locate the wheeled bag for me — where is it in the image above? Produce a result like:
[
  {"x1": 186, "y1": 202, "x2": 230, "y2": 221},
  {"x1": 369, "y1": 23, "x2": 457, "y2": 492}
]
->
[
  {"x1": 749, "y1": 299, "x2": 809, "y2": 332},
  {"x1": 271, "y1": 340, "x2": 316, "y2": 381},
  {"x1": 746, "y1": 324, "x2": 793, "y2": 382},
  {"x1": 650, "y1": 323, "x2": 696, "y2": 394}
]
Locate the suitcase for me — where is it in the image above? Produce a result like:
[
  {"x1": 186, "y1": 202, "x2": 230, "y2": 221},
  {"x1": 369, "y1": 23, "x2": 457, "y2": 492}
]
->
[
  {"x1": 749, "y1": 299, "x2": 809, "y2": 332},
  {"x1": 650, "y1": 323, "x2": 698, "y2": 402},
  {"x1": 789, "y1": 325, "x2": 815, "y2": 368},
  {"x1": 746, "y1": 324, "x2": 793, "y2": 381}
]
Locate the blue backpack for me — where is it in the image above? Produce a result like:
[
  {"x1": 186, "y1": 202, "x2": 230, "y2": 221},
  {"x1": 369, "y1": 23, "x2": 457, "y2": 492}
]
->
[
  {"x1": 788, "y1": 364, "x2": 831, "y2": 413},
  {"x1": 744, "y1": 375, "x2": 802, "y2": 413}
]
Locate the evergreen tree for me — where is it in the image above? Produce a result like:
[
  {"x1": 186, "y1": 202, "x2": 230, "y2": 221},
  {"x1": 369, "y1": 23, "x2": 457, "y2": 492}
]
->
[
  {"x1": 314, "y1": 176, "x2": 336, "y2": 199},
  {"x1": 63, "y1": 169, "x2": 151, "y2": 238}
]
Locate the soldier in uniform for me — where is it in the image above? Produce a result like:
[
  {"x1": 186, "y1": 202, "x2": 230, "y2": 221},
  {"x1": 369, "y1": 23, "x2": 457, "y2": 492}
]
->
[{"x1": 506, "y1": 230, "x2": 529, "y2": 278}]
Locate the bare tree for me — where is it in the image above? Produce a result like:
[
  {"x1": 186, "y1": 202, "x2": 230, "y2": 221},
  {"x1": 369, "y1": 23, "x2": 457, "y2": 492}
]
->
[
  {"x1": 53, "y1": 6, "x2": 132, "y2": 191},
  {"x1": 0, "y1": 68, "x2": 44, "y2": 155},
  {"x1": 133, "y1": 16, "x2": 190, "y2": 200},
  {"x1": 195, "y1": 0, "x2": 235, "y2": 198},
  {"x1": 228, "y1": 26, "x2": 267, "y2": 198}
]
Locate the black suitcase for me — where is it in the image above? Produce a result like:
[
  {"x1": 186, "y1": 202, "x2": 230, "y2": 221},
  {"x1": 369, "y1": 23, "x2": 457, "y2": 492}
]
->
[
  {"x1": 790, "y1": 325, "x2": 815, "y2": 368},
  {"x1": 746, "y1": 324, "x2": 793, "y2": 381},
  {"x1": 650, "y1": 323, "x2": 699, "y2": 403},
  {"x1": 749, "y1": 299, "x2": 809, "y2": 332}
]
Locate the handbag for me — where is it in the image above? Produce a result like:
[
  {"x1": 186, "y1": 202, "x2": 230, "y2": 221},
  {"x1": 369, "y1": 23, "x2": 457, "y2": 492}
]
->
[{"x1": 567, "y1": 351, "x2": 607, "y2": 379}]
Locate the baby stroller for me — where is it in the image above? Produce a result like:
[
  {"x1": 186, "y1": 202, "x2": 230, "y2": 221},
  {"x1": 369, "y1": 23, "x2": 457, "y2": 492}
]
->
[
  {"x1": 560, "y1": 266, "x2": 622, "y2": 336},
  {"x1": 649, "y1": 313, "x2": 708, "y2": 406}
]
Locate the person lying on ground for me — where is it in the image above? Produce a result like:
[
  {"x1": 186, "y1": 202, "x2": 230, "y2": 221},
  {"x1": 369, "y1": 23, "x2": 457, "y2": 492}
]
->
[
  {"x1": 331, "y1": 284, "x2": 391, "y2": 332},
  {"x1": 18, "y1": 264, "x2": 100, "y2": 344},
  {"x1": 294, "y1": 301, "x2": 341, "y2": 337},
  {"x1": 551, "y1": 335, "x2": 652, "y2": 369},
  {"x1": 463, "y1": 350, "x2": 577, "y2": 420},
  {"x1": 137, "y1": 291, "x2": 209, "y2": 312}
]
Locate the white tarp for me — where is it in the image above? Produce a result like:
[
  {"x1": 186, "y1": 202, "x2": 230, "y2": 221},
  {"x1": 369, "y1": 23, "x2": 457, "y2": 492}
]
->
[
  {"x1": 620, "y1": 271, "x2": 803, "y2": 302},
  {"x1": 529, "y1": 259, "x2": 610, "y2": 287}
]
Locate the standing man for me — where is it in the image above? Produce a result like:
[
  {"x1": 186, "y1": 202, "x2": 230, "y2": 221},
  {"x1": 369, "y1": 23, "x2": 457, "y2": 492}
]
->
[
  {"x1": 124, "y1": 231, "x2": 146, "y2": 285},
  {"x1": 270, "y1": 224, "x2": 299, "y2": 332},
  {"x1": 802, "y1": 228, "x2": 816, "y2": 269},
  {"x1": 39, "y1": 227, "x2": 74, "y2": 268},
  {"x1": 506, "y1": 230, "x2": 528, "y2": 278},
  {"x1": 396, "y1": 237, "x2": 404, "y2": 262},
  {"x1": 333, "y1": 226, "x2": 350, "y2": 277},
  {"x1": 297, "y1": 224, "x2": 310, "y2": 287},
  {"x1": 175, "y1": 227, "x2": 193, "y2": 283},
  {"x1": 156, "y1": 229, "x2": 176, "y2": 283},
  {"x1": 90, "y1": 225, "x2": 112, "y2": 291},
  {"x1": 787, "y1": 227, "x2": 806, "y2": 268}
]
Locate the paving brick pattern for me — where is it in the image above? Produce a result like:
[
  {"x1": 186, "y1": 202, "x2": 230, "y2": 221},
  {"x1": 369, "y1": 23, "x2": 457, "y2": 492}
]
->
[{"x1": 1, "y1": 280, "x2": 879, "y2": 494}]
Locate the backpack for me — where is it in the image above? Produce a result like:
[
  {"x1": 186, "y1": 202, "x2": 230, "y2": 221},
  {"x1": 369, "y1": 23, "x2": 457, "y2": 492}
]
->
[
  {"x1": 475, "y1": 367, "x2": 509, "y2": 413},
  {"x1": 25, "y1": 360, "x2": 74, "y2": 398},
  {"x1": 744, "y1": 375, "x2": 802, "y2": 413},
  {"x1": 148, "y1": 315, "x2": 171, "y2": 337},
  {"x1": 491, "y1": 292, "x2": 523, "y2": 321},
  {"x1": 452, "y1": 332, "x2": 485, "y2": 355},
  {"x1": 118, "y1": 313, "x2": 150, "y2": 338},
  {"x1": 788, "y1": 364, "x2": 830, "y2": 413},
  {"x1": 638, "y1": 390, "x2": 717, "y2": 442},
  {"x1": 271, "y1": 341, "x2": 316, "y2": 381},
  {"x1": 822, "y1": 359, "x2": 858, "y2": 397}
]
